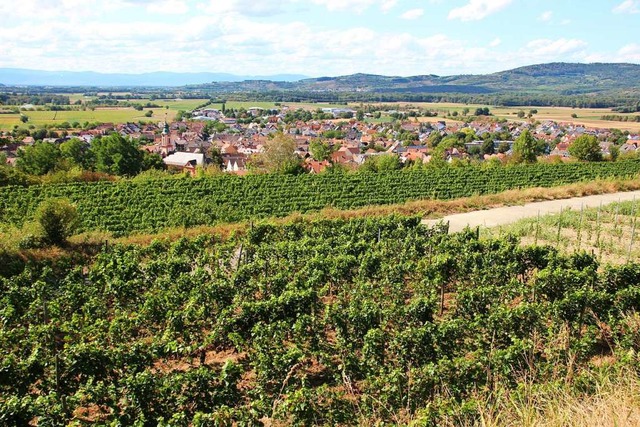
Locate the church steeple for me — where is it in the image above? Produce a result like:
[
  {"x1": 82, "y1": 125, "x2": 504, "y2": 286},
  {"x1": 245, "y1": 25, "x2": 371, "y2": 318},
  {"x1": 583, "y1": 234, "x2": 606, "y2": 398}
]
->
[{"x1": 160, "y1": 116, "x2": 172, "y2": 155}]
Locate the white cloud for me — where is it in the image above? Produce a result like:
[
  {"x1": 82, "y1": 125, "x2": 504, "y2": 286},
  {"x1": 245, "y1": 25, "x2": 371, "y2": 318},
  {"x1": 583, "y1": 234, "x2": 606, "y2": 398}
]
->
[
  {"x1": 525, "y1": 38, "x2": 587, "y2": 57},
  {"x1": 380, "y1": 0, "x2": 397, "y2": 13},
  {"x1": 539, "y1": 10, "x2": 552, "y2": 22},
  {"x1": 310, "y1": 0, "x2": 377, "y2": 12},
  {"x1": 401, "y1": 8, "x2": 424, "y2": 20},
  {"x1": 613, "y1": 0, "x2": 640, "y2": 14},
  {"x1": 0, "y1": 0, "x2": 635, "y2": 78},
  {"x1": 146, "y1": 0, "x2": 189, "y2": 14},
  {"x1": 619, "y1": 43, "x2": 640, "y2": 61},
  {"x1": 448, "y1": 0, "x2": 513, "y2": 22}
]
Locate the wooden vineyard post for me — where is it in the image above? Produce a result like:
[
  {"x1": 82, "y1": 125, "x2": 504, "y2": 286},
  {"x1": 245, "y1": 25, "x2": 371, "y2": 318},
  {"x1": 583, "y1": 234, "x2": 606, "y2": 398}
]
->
[{"x1": 628, "y1": 198, "x2": 637, "y2": 263}]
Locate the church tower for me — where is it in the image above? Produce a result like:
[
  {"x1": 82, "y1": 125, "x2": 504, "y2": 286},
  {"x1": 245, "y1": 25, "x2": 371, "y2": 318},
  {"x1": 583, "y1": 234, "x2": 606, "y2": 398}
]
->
[{"x1": 160, "y1": 119, "x2": 172, "y2": 156}]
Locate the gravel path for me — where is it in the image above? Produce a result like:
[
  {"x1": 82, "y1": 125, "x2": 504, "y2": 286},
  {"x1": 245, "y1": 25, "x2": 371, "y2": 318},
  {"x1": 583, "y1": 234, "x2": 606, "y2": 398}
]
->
[{"x1": 422, "y1": 190, "x2": 640, "y2": 233}]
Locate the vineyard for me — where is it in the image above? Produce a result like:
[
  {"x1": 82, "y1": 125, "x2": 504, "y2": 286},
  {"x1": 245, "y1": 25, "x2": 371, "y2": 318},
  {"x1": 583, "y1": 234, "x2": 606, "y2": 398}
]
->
[
  {"x1": 1, "y1": 216, "x2": 640, "y2": 425},
  {"x1": 2, "y1": 161, "x2": 640, "y2": 237}
]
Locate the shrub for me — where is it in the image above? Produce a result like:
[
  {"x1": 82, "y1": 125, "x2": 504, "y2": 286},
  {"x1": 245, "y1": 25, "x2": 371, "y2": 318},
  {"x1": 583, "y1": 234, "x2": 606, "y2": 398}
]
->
[{"x1": 33, "y1": 198, "x2": 79, "y2": 245}]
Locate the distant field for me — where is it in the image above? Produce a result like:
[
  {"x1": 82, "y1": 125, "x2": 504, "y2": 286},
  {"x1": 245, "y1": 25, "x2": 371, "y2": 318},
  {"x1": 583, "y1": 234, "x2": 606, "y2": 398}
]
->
[
  {"x1": 208, "y1": 101, "x2": 350, "y2": 111},
  {"x1": 375, "y1": 102, "x2": 640, "y2": 132},
  {"x1": 209, "y1": 101, "x2": 277, "y2": 111},
  {"x1": 0, "y1": 98, "x2": 209, "y2": 130},
  {"x1": 0, "y1": 109, "x2": 174, "y2": 130},
  {"x1": 3, "y1": 97, "x2": 640, "y2": 131},
  {"x1": 150, "y1": 99, "x2": 210, "y2": 110}
]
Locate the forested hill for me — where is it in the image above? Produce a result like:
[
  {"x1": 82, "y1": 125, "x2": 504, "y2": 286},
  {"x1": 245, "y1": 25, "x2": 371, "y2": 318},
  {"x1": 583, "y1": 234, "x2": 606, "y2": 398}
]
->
[{"x1": 187, "y1": 63, "x2": 640, "y2": 97}]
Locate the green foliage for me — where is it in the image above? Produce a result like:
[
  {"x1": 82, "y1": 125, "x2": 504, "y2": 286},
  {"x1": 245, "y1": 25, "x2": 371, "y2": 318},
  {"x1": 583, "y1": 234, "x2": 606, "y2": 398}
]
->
[
  {"x1": 33, "y1": 198, "x2": 79, "y2": 245},
  {"x1": 321, "y1": 129, "x2": 345, "y2": 139},
  {"x1": 1, "y1": 217, "x2": 640, "y2": 424},
  {"x1": 16, "y1": 142, "x2": 61, "y2": 175},
  {"x1": 142, "y1": 151, "x2": 166, "y2": 171},
  {"x1": 308, "y1": 139, "x2": 332, "y2": 162},
  {"x1": 254, "y1": 132, "x2": 303, "y2": 174},
  {"x1": 360, "y1": 154, "x2": 401, "y2": 172},
  {"x1": 512, "y1": 129, "x2": 539, "y2": 163},
  {"x1": 568, "y1": 135, "x2": 603, "y2": 162},
  {"x1": 0, "y1": 165, "x2": 31, "y2": 186},
  {"x1": 90, "y1": 133, "x2": 143, "y2": 176},
  {"x1": 1, "y1": 161, "x2": 640, "y2": 236},
  {"x1": 59, "y1": 137, "x2": 92, "y2": 169}
]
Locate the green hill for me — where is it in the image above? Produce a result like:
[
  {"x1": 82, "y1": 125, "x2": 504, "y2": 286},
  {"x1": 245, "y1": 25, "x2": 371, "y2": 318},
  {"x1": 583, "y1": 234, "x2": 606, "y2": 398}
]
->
[
  {"x1": 186, "y1": 63, "x2": 640, "y2": 98},
  {"x1": 297, "y1": 63, "x2": 640, "y2": 95}
]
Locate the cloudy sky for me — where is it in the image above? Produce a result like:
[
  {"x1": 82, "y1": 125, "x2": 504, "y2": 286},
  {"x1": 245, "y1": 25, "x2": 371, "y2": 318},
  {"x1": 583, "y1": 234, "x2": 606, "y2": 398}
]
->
[{"x1": 1, "y1": 0, "x2": 639, "y2": 77}]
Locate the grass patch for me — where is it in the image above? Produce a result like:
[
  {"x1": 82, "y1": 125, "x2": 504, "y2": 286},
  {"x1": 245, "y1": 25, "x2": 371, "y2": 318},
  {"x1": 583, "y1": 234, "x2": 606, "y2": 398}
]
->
[{"x1": 483, "y1": 197, "x2": 640, "y2": 264}]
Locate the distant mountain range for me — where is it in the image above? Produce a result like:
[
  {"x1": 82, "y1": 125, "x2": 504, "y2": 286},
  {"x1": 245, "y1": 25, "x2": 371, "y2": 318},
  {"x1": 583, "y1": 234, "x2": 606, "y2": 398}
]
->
[
  {"x1": 187, "y1": 63, "x2": 640, "y2": 96},
  {"x1": 0, "y1": 68, "x2": 308, "y2": 87},
  {"x1": 1, "y1": 63, "x2": 639, "y2": 97}
]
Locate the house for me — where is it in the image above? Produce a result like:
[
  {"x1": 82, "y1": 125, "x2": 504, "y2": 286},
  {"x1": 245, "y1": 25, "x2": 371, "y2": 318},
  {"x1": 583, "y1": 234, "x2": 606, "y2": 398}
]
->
[
  {"x1": 551, "y1": 142, "x2": 570, "y2": 157},
  {"x1": 163, "y1": 152, "x2": 204, "y2": 176},
  {"x1": 620, "y1": 142, "x2": 639, "y2": 154},
  {"x1": 223, "y1": 154, "x2": 248, "y2": 173},
  {"x1": 305, "y1": 160, "x2": 331, "y2": 174}
]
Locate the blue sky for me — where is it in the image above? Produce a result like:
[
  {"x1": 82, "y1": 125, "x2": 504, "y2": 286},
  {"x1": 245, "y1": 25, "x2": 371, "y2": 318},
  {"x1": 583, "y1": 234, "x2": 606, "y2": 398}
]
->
[{"x1": 1, "y1": 0, "x2": 639, "y2": 77}]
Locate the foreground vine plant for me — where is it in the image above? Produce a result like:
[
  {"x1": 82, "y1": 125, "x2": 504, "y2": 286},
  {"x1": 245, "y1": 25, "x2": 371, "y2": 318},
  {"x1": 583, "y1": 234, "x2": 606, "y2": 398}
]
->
[{"x1": 1, "y1": 216, "x2": 639, "y2": 425}]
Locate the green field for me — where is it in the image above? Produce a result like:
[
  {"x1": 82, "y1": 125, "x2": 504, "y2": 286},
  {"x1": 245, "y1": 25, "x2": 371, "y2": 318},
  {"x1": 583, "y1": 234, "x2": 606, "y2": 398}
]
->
[
  {"x1": 0, "y1": 98, "x2": 209, "y2": 130},
  {"x1": 2, "y1": 161, "x2": 640, "y2": 237},
  {"x1": 149, "y1": 98, "x2": 210, "y2": 110},
  {"x1": 0, "y1": 109, "x2": 171, "y2": 130}
]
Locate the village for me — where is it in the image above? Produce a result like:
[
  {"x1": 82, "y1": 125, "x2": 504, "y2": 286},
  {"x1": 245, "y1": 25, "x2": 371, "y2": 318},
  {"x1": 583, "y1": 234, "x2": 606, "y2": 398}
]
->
[{"x1": 2, "y1": 104, "x2": 640, "y2": 177}]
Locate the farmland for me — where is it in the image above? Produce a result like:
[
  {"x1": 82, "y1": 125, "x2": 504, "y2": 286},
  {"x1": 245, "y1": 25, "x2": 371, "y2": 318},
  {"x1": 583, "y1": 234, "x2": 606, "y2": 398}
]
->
[
  {"x1": 2, "y1": 215, "x2": 640, "y2": 424},
  {"x1": 365, "y1": 102, "x2": 640, "y2": 132},
  {"x1": 0, "y1": 98, "x2": 209, "y2": 130},
  {"x1": 2, "y1": 161, "x2": 640, "y2": 237},
  {"x1": 3, "y1": 95, "x2": 640, "y2": 132}
]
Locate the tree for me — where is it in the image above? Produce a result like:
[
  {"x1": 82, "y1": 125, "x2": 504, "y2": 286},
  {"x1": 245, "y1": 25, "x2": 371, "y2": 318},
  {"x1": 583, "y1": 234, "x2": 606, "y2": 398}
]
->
[
  {"x1": 309, "y1": 139, "x2": 332, "y2": 162},
  {"x1": 207, "y1": 146, "x2": 224, "y2": 170},
  {"x1": 20, "y1": 115, "x2": 29, "y2": 123},
  {"x1": 512, "y1": 129, "x2": 538, "y2": 163},
  {"x1": 16, "y1": 142, "x2": 61, "y2": 175},
  {"x1": 60, "y1": 138, "x2": 92, "y2": 169},
  {"x1": 481, "y1": 138, "x2": 495, "y2": 155},
  {"x1": 427, "y1": 132, "x2": 442, "y2": 148},
  {"x1": 609, "y1": 144, "x2": 620, "y2": 162},
  {"x1": 142, "y1": 151, "x2": 165, "y2": 171},
  {"x1": 462, "y1": 107, "x2": 470, "y2": 116},
  {"x1": 517, "y1": 110, "x2": 525, "y2": 119},
  {"x1": 90, "y1": 133, "x2": 144, "y2": 176},
  {"x1": 255, "y1": 132, "x2": 303, "y2": 174},
  {"x1": 145, "y1": 110, "x2": 153, "y2": 117},
  {"x1": 356, "y1": 110, "x2": 365, "y2": 121},
  {"x1": 360, "y1": 154, "x2": 401, "y2": 172},
  {"x1": 568, "y1": 135, "x2": 603, "y2": 162},
  {"x1": 34, "y1": 198, "x2": 79, "y2": 246}
]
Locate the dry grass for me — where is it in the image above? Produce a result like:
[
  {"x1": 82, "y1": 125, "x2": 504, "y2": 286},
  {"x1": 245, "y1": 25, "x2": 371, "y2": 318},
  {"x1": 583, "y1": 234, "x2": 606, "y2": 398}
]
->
[
  {"x1": 484, "y1": 194, "x2": 640, "y2": 264},
  {"x1": 472, "y1": 368, "x2": 640, "y2": 427}
]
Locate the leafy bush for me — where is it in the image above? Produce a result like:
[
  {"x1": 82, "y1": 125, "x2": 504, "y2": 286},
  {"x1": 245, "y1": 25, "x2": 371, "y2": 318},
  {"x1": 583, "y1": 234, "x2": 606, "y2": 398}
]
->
[{"x1": 33, "y1": 198, "x2": 79, "y2": 245}]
